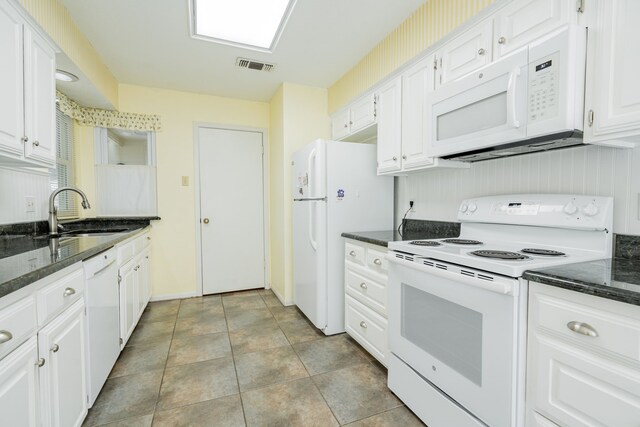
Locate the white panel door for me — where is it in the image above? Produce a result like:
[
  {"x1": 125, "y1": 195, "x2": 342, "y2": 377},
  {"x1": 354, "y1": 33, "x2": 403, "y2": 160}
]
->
[
  {"x1": 199, "y1": 127, "x2": 265, "y2": 294},
  {"x1": 0, "y1": 337, "x2": 39, "y2": 427},
  {"x1": 376, "y1": 76, "x2": 402, "y2": 174},
  {"x1": 331, "y1": 108, "x2": 350, "y2": 140},
  {"x1": 584, "y1": 0, "x2": 640, "y2": 145},
  {"x1": 0, "y1": 1, "x2": 24, "y2": 159},
  {"x1": 402, "y1": 56, "x2": 435, "y2": 170},
  {"x1": 349, "y1": 93, "x2": 376, "y2": 134}
]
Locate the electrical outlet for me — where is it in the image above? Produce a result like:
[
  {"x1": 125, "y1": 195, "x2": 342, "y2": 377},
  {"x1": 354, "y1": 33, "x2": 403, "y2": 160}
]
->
[
  {"x1": 25, "y1": 196, "x2": 35, "y2": 213},
  {"x1": 409, "y1": 200, "x2": 415, "y2": 212}
]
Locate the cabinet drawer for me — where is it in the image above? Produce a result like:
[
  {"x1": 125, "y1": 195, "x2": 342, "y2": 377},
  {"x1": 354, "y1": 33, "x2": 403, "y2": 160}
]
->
[
  {"x1": 365, "y1": 247, "x2": 388, "y2": 273},
  {"x1": 36, "y1": 268, "x2": 84, "y2": 326},
  {"x1": 345, "y1": 242, "x2": 365, "y2": 266},
  {"x1": 531, "y1": 290, "x2": 640, "y2": 363},
  {"x1": 0, "y1": 296, "x2": 36, "y2": 360},
  {"x1": 530, "y1": 333, "x2": 640, "y2": 427},
  {"x1": 134, "y1": 231, "x2": 150, "y2": 253},
  {"x1": 345, "y1": 267, "x2": 387, "y2": 316},
  {"x1": 345, "y1": 295, "x2": 388, "y2": 366},
  {"x1": 117, "y1": 240, "x2": 135, "y2": 266}
]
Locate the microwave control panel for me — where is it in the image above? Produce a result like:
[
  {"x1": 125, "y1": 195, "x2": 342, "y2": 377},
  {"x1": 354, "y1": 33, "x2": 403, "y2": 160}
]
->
[{"x1": 528, "y1": 52, "x2": 559, "y2": 123}]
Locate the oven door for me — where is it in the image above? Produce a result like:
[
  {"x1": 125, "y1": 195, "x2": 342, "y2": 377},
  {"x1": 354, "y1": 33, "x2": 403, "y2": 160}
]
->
[
  {"x1": 426, "y1": 48, "x2": 528, "y2": 158},
  {"x1": 388, "y1": 255, "x2": 520, "y2": 427}
]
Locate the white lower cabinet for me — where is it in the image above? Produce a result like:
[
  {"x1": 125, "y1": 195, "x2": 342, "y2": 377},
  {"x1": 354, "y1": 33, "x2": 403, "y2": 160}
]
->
[
  {"x1": 0, "y1": 336, "x2": 39, "y2": 427},
  {"x1": 38, "y1": 299, "x2": 87, "y2": 427},
  {"x1": 344, "y1": 239, "x2": 389, "y2": 366},
  {"x1": 527, "y1": 282, "x2": 640, "y2": 427}
]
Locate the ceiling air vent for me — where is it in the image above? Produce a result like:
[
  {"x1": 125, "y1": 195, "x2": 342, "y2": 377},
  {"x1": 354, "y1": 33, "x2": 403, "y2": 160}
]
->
[{"x1": 236, "y1": 58, "x2": 276, "y2": 72}]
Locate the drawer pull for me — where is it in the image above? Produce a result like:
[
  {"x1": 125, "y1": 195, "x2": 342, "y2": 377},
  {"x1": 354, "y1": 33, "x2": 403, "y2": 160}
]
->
[
  {"x1": 567, "y1": 321, "x2": 598, "y2": 338},
  {"x1": 51, "y1": 344, "x2": 59, "y2": 353},
  {"x1": 349, "y1": 250, "x2": 356, "y2": 257},
  {"x1": 36, "y1": 358, "x2": 45, "y2": 367},
  {"x1": 360, "y1": 321, "x2": 368, "y2": 329},
  {"x1": 373, "y1": 258, "x2": 382, "y2": 266},
  {"x1": 0, "y1": 330, "x2": 13, "y2": 344},
  {"x1": 359, "y1": 282, "x2": 367, "y2": 290},
  {"x1": 63, "y1": 287, "x2": 76, "y2": 297}
]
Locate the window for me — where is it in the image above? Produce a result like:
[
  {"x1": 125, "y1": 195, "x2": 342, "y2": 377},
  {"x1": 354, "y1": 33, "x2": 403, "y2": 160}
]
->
[{"x1": 51, "y1": 105, "x2": 78, "y2": 217}]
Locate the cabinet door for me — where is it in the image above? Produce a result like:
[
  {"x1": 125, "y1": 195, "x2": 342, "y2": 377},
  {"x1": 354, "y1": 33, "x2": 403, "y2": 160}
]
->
[
  {"x1": 0, "y1": 337, "x2": 39, "y2": 427},
  {"x1": 0, "y1": 1, "x2": 25, "y2": 159},
  {"x1": 584, "y1": 0, "x2": 640, "y2": 145},
  {"x1": 436, "y1": 19, "x2": 493, "y2": 87},
  {"x1": 350, "y1": 93, "x2": 376, "y2": 134},
  {"x1": 139, "y1": 249, "x2": 151, "y2": 307},
  {"x1": 401, "y1": 56, "x2": 435, "y2": 170},
  {"x1": 38, "y1": 300, "x2": 87, "y2": 427},
  {"x1": 23, "y1": 25, "x2": 56, "y2": 166},
  {"x1": 376, "y1": 77, "x2": 402, "y2": 174},
  {"x1": 493, "y1": 0, "x2": 573, "y2": 59},
  {"x1": 331, "y1": 108, "x2": 350, "y2": 140},
  {"x1": 118, "y1": 261, "x2": 138, "y2": 348}
]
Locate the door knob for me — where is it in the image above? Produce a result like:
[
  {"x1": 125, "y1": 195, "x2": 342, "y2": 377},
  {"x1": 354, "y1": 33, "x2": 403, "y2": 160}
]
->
[{"x1": 203, "y1": 218, "x2": 210, "y2": 224}]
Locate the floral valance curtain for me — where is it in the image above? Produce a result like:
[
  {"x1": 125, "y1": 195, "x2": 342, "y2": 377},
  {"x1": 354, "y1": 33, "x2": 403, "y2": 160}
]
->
[{"x1": 56, "y1": 90, "x2": 162, "y2": 131}]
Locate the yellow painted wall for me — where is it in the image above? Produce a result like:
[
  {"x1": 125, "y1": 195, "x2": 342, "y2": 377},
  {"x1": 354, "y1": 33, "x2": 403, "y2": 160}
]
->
[
  {"x1": 328, "y1": 0, "x2": 494, "y2": 113},
  {"x1": 74, "y1": 84, "x2": 270, "y2": 298},
  {"x1": 269, "y1": 83, "x2": 330, "y2": 304},
  {"x1": 19, "y1": 0, "x2": 119, "y2": 108}
]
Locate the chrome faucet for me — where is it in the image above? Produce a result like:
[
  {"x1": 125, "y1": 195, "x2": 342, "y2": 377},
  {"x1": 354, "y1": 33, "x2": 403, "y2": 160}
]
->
[{"x1": 48, "y1": 187, "x2": 91, "y2": 235}]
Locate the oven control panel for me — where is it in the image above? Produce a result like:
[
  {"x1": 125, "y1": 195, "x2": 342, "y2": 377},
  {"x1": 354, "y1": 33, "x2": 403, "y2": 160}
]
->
[{"x1": 457, "y1": 194, "x2": 613, "y2": 231}]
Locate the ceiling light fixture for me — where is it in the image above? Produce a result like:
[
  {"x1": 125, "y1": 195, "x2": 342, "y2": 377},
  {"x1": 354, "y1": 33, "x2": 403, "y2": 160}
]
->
[
  {"x1": 190, "y1": 0, "x2": 297, "y2": 52},
  {"x1": 55, "y1": 69, "x2": 79, "y2": 82}
]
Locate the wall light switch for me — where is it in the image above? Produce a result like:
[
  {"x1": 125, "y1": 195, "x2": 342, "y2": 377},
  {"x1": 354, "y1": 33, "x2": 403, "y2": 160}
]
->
[
  {"x1": 181, "y1": 176, "x2": 189, "y2": 186},
  {"x1": 25, "y1": 196, "x2": 36, "y2": 213}
]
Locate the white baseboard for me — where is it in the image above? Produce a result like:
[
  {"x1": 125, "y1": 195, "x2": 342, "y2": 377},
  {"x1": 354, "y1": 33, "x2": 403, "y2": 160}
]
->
[
  {"x1": 150, "y1": 291, "x2": 198, "y2": 302},
  {"x1": 271, "y1": 285, "x2": 294, "y2": 306}
]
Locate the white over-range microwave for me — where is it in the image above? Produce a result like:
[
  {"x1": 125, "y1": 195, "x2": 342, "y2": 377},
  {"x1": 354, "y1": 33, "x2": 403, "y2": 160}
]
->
[{"x1": 427, "y1": 25, "x2": 587, "y2": 162}]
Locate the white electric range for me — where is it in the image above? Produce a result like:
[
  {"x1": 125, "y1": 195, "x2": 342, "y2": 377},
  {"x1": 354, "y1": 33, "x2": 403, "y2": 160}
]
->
[{"x1": 386, "y1": 194, "x2": 613, "y2": 427}]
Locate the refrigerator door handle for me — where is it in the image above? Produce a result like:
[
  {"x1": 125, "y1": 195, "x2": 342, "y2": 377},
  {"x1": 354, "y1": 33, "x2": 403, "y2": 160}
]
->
[
  {"x1": 308, "y1": 202, "x2": 318, "y2": 251},
  {"x1": 307, "y1": 148, "x2": 316, "y2": 197}
]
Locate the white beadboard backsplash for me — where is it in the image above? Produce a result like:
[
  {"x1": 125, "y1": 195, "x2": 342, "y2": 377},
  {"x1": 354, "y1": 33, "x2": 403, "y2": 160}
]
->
[
  {"x1": 398, "y1": 144, "x2": 640, "y2": 235},
  {"x1": 0, "y1": 167, "x2": 50, "y2": 225}
]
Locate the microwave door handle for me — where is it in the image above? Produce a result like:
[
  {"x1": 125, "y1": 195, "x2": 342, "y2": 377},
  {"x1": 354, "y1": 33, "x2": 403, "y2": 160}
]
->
[
  {"x1": 506, "y1": 67, "x2": 521, "y2": 129},
  {"x1": 307, "y1": 148, "x2": 316, "y2": 197},
  {"x1": 308, "y1": 202, "x2": 318, "y2": 251}
]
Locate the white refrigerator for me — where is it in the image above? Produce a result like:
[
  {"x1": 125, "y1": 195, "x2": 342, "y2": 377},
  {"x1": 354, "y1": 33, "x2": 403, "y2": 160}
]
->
[{"x1": 292, "y1": 139, "x2": 393, "y2": 335}]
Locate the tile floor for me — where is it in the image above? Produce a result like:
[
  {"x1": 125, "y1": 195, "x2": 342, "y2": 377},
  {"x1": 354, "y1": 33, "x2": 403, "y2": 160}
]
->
[{"x1": 83, "y1": 289, "x2": 426, "y2": 427}]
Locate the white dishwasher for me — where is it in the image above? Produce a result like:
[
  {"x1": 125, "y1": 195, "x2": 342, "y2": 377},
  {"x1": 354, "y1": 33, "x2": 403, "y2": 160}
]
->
[{"x1": 83, "y1": 248, "x2": 120, "y2": 407}]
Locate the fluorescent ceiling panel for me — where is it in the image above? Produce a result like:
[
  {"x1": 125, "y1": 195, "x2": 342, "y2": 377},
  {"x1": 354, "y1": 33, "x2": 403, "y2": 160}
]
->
[{"x1": 193, "y1": 0, "x2": 295, "y2": 51}]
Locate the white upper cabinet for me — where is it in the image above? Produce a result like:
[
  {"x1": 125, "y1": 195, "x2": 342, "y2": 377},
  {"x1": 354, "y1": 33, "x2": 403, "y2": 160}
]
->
[
  {"x1": 0, "y1": 0, "x2": 56, "y2": 167},
  {"x1": 331, "y1": 108, "x2": 351, "y2": 140},
  {"x1": 350, "y1": 93, "x2": 377, "y2": 134},
  {"x1": 435, "y1": 19, "x2": 493, "y2": 87},
  {"x1": 493, "y1": 0, "x2": 575, "y2": 59},
  {"x1": 0, "y1": 1, "x2": 25, "y2": 159},
  {"x1": 401, "y1": 56, "x2": 435, "y2": 170},
  {"x1": 376, "y1": 77, "x2": 402, "y2": 174},
  {"x1": 584, "y1": 0, "x2": 640, "y2": 146},
  {"x1": 331, "y1": 93, "x2": 377, "y2": 141}
]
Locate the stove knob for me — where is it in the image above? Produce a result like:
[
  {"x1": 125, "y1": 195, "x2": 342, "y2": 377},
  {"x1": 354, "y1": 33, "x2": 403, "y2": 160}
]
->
[
  {"x1": 459, "y1": 204, "x2": 468, "y2": 213},
  {"x1": 468, "y1": 203, "x2": 478, "y2": 213},
  {"x1": 563, "y1": 202, "x2": 578, "y2": 215},
  {"x1": 582, "y1": 203, "x2": 599, "y2": 217}
]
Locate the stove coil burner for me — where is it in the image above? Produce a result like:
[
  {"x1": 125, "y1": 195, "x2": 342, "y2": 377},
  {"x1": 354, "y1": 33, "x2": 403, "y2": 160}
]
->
[
  {"x1": 520, "y1": 248, "x2": 566, "y2": 256},
  {"x1": 470, "y1": 250, "x2": 530, "y2": 260},
  {"x1": 441, "y1": 239, "x2": 483, "y2": 245},
  {"x1": 409, "y1": 241, "x2": 442, "y2": 247}
]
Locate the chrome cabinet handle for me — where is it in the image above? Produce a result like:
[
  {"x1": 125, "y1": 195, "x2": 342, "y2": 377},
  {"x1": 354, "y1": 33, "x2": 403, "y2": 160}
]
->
[
  {"x1": 36, "y1": 358, "x2": 45, "y2": 367},
  {"x1": 359, "y1": 282, "x2": 367, "y2": 290},
  {"x1": 33, "y1": 140, "x2": 40, "y2": 147},
  {"x1": 349, "y1": 250, "x2": 356, "y2": 257},
  {"x1": 567, "y1": 321, "x2": 598, "y2": 337},
  {"x1": 402, "y1": 155, "x2": 407, "y2": 160},
  {"x1": 498, "y1": 36, "x2": 506, "y2": 45},
  {"x1": 63, "y1": 287, "x2": 76, "y2": 297},
  {"x1": 147, "y1": 236, "x2": 151, "y2": 240},
  {"x1": 21, "y1": 136, "x2": 28, "y2": 143},
  {"x1": 392, "y1": 156, "x2": 397, "y2": 161},
  {"x1": 344, "y1": 124, "x2": 348, "y2": 128},
  {"x1": 203, "y1": 218, "x2": 210, "y2": 224},
  {"x1": 0, "y1": 330, "x2": 13, "y2": 344},
  {"x1": 478, "y1": 48, "x2": 486, "y2": 55},
  {"x1": 373, "y1": 258, "x2": 382, "y2": 266},
  {"x1": 359, "y1": 321, "x2": 367, "y2": 329},
  {"x1": 51, "y1": 344, "x2": 59, "y2": 353}
]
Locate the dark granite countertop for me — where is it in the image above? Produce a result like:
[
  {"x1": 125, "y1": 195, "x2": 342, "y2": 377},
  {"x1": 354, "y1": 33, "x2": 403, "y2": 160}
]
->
[
  {"x1": 0, "y1": 217, "x2": 156, "y2": 300},
  {"x1": 523, "y1": 258, "x2": 640, "y2": 306},
  {"x1": 341, "y1": 219, "x2": 460, "y2": 247}
]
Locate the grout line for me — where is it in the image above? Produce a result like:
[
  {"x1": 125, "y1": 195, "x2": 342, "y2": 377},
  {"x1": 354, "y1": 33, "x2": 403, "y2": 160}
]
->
[{"x1": 223, "y1": 294, "x2": 250, "y2": 427}]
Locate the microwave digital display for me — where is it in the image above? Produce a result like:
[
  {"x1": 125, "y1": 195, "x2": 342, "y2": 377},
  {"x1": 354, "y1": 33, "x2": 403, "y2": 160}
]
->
[{"x1": 535, "y1": 60, "x2": 552, "y2": 72}]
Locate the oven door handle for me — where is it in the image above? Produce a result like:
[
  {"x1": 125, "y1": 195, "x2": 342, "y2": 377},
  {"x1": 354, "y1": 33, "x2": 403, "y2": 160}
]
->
[{"x1": 386, "y1": 254, "x2": 517, "y2": 296}]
